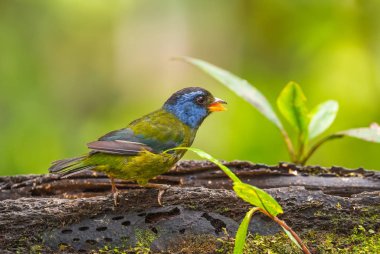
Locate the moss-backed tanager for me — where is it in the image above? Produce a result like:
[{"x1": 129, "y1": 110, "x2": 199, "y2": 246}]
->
[{"x1": 49, "y1": 87, "x2": 226, "y2": 204}]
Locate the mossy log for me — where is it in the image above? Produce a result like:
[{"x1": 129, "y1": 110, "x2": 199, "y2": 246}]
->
[{"x1": 1, "y1": 161, "x2": 379, "y2": 253}]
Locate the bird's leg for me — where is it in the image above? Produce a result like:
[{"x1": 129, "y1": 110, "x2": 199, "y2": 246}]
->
[
  {"x1": 142, "y1": 183, "x2": 171, "y2": 206},
  {"x1": 110, "y1": 177, "x2": 119, "y2": 206},
  {"x1": 107, "y1": 181, "x2": 171, "y2": 206}
]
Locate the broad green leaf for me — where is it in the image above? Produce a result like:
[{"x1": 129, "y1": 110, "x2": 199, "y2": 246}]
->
[
  {"x1": 281, "y1": 226, "x2": 302, "y2": 250},
  {"x1": 234, "y1": 208, "x2": 259, "y2": 254},
  {"x1": 338, "y1": 123, "x2": 380, "y2": 143},
  {"x1": 308, "y1": 100, "x2": 339, "y2": 139},
  {"x1": 277, "y1": 81, "x2": 309, "y2": 135},
  {"x1": 179, "y1": 57, "x2": 284, "y2": 131},
  {"x1": 233, "y1": 181, "x2": 283, "y2": 216},
  {"x1": 165, "y1": 147, "x2": 241, "y2": 183}
]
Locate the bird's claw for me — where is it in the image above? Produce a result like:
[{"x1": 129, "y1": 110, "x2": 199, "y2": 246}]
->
[
  {"x1": 155, "y1": 184, "x2": 171, "y2": 206},
  {"x1": 113, "y1": 190, "x2": 120, "y2": 206},
  {"x1": 157, "y1": 189, "x2": 165, "y2": 206},
  {"x1": 140, "y1": 183, "x2": 171, "y2": 205},
  {"x1": 109, "y1": 177, "x2": 120, "y2": 206}
]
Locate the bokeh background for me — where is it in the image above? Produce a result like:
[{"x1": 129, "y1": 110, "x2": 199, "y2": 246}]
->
[{"x1": 1, "y1": 0, "x2": 380, "y2": 176}]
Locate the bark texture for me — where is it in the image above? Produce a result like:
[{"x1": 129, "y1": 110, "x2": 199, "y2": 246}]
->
[{"x1": 1, "y1": 161, "x2": 379, "y2": 253}]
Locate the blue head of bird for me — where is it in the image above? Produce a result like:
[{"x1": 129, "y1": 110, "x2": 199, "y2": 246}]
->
[{"x1": 163, "y1": 87, "x2": 227, "y2": 129}]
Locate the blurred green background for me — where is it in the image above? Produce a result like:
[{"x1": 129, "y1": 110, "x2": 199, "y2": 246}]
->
[{"x1": 1, "y1": 0, "x2": 380, "y2": 176}]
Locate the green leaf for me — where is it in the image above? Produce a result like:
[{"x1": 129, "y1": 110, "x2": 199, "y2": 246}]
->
[
  {"x1": 167, "y1": 147, "x2": 283, "y2": 216},
  {"x1": 233, "y1": 207, "x2": 259, "y2": 254},
  {"x1": 179, "y1": 57, "x2": 284, "y2": 131},
  {"x1": 277, "y1": 81, "x2": 309, "y2": 135},
  {"x1": 165, "y1": 147, "x2": 241, "y2": 183},
  {"x1": 338, "y1": 123, "x2": 380, "y2": 143},
  {"x1": 308, "y1": 100, "x2": 339, "y2": 140},
  {"x1": 233, "y1": 181, "x2": 283, "y2": 216},
  {"x1": 281, "y1": 226, "x2": 302, "y2": 250}
]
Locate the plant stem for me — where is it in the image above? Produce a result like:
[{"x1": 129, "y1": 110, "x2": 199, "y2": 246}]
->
[
  {"x1": 300, "y1": 134, "x2": 344, "y2": 165},
  {"x1": 281, "y1": 130, "x2": 296, "y2": 162},
  {"x1": 271, "y1": 216, "x2": 311, "y2": 254},
  {"x1": 259, "y1": 208, "x2": 311, "y2": 254},
  {"x1": 295, "y1": 133, "x2": 306, "y2": 164}
]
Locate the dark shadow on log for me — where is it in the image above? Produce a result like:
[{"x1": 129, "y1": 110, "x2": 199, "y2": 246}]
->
[{"x1": 0, "y1": 161, "x2": 379, "y2": 253}]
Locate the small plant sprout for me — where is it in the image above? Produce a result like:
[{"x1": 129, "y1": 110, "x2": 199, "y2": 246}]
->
[
  {"x1": 165, "y1": 147, "x2": 311, "y2": 254},
  {"x1": 179, "y1": 57, "x2": 380, "y2": 165}
]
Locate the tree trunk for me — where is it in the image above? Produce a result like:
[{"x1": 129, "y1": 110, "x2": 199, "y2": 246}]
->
[{"x1": 1, "y1": 161, "x2": 379, "y2": 253}]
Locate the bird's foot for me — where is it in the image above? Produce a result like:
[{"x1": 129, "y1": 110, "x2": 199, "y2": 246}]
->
[
  {"x1": 113, "y1": 190, "x2": 120, "y2": 206},
  {"x1": 144, "y1": 183, "x2": 171, "y2": 206},
  {"x1": 109, "y1": 177, "x2": 121, "y2": 206}
]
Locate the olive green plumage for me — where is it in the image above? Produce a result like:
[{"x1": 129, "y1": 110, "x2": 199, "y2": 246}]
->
[
  {"x1": 49, "y1": 87, "x2": 226, "y2": 188},
  {"x1": 75, "y1": 110, "x2": 194, "y2": 185}
]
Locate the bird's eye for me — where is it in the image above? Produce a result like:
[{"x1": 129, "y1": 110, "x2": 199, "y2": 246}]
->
[{"x1": 196, "y1": 96, "x2": 206, "y2": 105}]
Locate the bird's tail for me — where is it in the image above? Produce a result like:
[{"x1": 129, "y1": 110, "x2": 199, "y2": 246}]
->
[{"x1": 49, "y1": 155, "x2": 94, "y2": 176}]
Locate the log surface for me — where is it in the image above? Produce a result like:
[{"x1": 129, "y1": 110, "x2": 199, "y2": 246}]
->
[{"x1": 1, "y1": 161, "x2": 379, "y2": 253}]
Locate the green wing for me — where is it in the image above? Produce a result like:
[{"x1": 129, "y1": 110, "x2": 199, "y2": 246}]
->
[{"x1": 89, "y1": 109, "x2": 189, "y2": 155}]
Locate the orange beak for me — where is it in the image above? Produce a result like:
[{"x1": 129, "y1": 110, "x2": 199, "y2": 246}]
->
[{"x1": 208, "y1": 97, "x2": 227, "y2": 112}]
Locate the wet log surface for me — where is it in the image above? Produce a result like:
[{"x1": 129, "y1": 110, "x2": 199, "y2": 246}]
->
[{"x1": 1, "y1": 161, "x2": 380, "y2": 253}]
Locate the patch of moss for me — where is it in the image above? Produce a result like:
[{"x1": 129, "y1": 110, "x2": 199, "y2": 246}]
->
[
  {"x1": 186, "y1": 203, "x2": 198, "y2": 210},
  {"x1": 309, "y1": 204, "x2": 380, "y2": 234},
  {"x1": 133, "y1": 228, "x2": 158, "y2": 253},
  {"x1": 166, "y1": 234, "x2": 220, "y2": 254},
  {"x1": 216, "y1": 226, "x2": 380, "y2": 254},
  {"x1": 216, "y1": 232, "x2": 295, "y2": 254},
  {"x1": 216, "y1": 207, "x2": 231, "y2": 214},
  {"x1": 94, "y1": 228, "x2": 157, "y2": 254},
  {"x1": 30, "y1": 244, "x2": 43, "y2": 254},
  {"x1": 310, "y1": 226, "x2": 380, "y2": 254}
]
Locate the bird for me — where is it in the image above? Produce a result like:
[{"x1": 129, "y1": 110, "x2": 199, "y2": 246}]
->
[{"x1": 49, "y1": 87, "x2": 227, "y2": 205}]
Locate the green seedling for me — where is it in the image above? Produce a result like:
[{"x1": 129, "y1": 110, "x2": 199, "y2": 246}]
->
[
  {"x1": 165, "y1": 147, "x2": 311, "y2": 254},
  {"x1": 179, "y1": 57, "x2": 380, "y2": 165}
]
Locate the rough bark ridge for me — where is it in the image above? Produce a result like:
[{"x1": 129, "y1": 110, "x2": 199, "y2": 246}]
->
[{"x1": 0, "y1": 161, "x2": 379, "y2": 253}]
